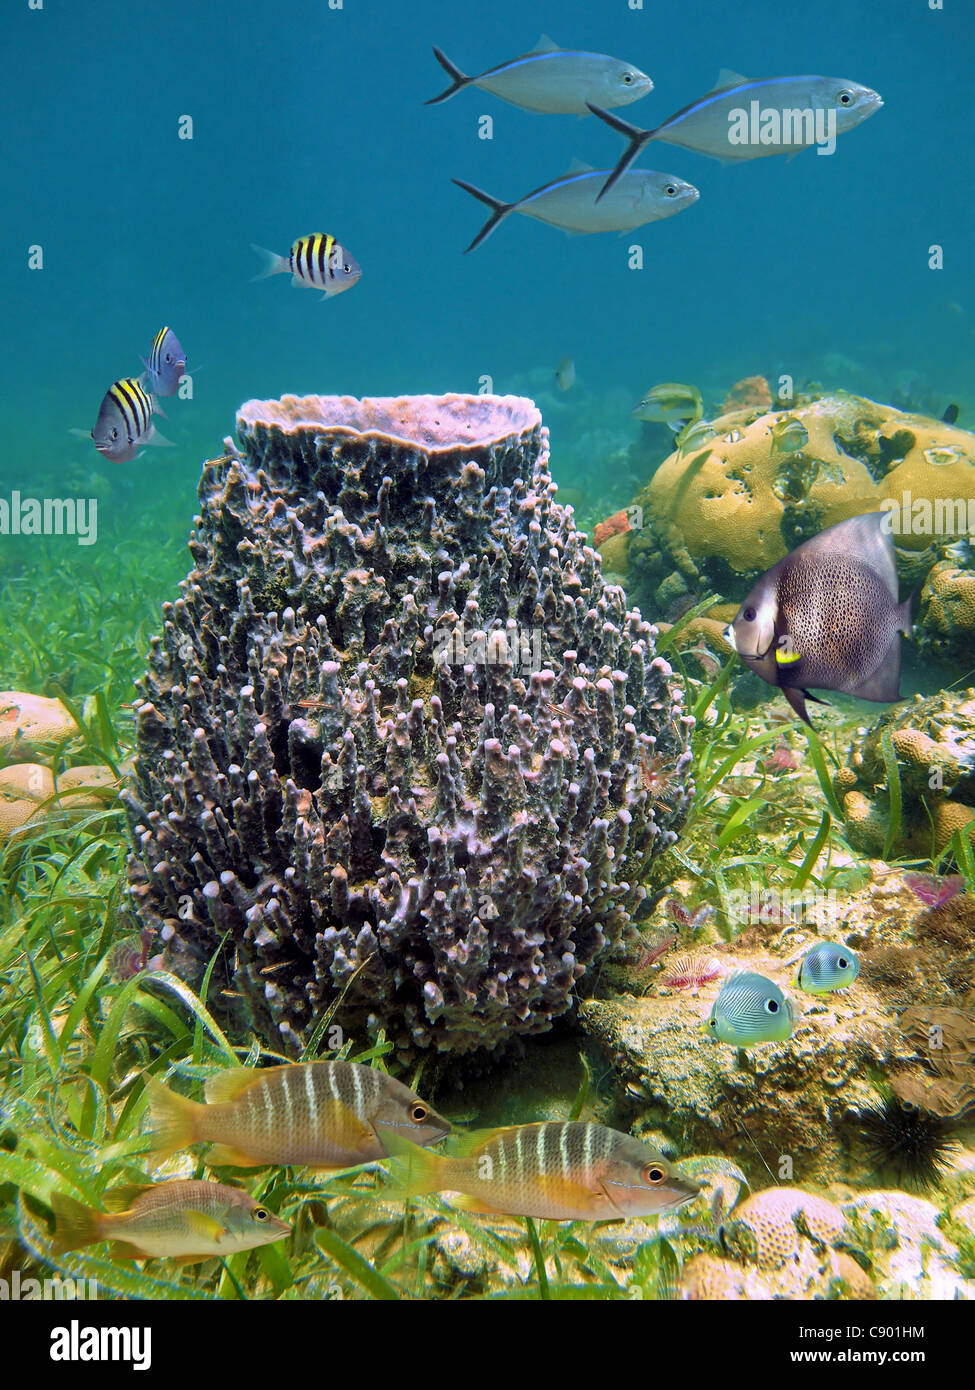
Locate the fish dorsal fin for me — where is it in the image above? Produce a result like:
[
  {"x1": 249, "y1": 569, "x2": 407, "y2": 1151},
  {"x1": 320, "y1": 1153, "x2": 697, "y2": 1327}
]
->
[
  {"x1": 204, "y1": 1067, "x2": 270, "y2": 1104},
  {"x1": 102, "y1": 1182, "x2": 154, "y2": 1212},
  {"x1": 531, "y1": 33, "x2": 561, "y2": 53},
  {"x1": 794, "y1": 511, "x2": 899, "y2": 599},
  {"x1": 446, "y1": 1124, "x2": 520, "y2": 1158},
  {"x1": 713, "y1": 69, "x2": 749, "y2": 90},
  {"x1": 566, "y1": 157, "x2": 596, "y2": 174}
]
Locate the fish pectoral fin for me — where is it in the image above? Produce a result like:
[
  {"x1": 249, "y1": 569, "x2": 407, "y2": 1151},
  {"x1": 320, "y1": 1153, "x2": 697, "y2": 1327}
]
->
[
  {"x1": 775, "y1": 647, "x2": 802, "y2": 665},
  {"x1": 205, "y1": 1144, "x2": 262, "y2": 1168},
  {"x1": 315, "y1": 1097, "x2": 376, "y2": 1151},
  {"x1": 181, "y1": 1210, "x2": 228, "y2": 1241}
]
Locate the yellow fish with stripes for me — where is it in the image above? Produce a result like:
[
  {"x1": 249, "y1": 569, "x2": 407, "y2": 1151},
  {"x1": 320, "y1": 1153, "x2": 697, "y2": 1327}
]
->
[
  {"x1": 147, "y1": 1061, "x2": 450, "y2": 1169},
  {"x1": 85, "y1": 376, "x2": 170, "y2": 464},
  {"x1": 381, "y1": 1120, "x2": 700, "y2": 1220},
  {"x1": 251, "y1": 233, "x2": 362, "y2": 300},
  {"x1": 51, "y1": 1179, "x2": 291, "y2": 1264}
]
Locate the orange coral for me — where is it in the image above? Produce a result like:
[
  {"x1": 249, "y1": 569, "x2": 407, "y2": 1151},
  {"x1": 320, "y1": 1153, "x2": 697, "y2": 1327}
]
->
[
  {"x1": 722, "y1": 376, "x2": 772, "y2": 414},
  {"x1": 593, "y1": 509, "x2": 631, "y2": 546}
]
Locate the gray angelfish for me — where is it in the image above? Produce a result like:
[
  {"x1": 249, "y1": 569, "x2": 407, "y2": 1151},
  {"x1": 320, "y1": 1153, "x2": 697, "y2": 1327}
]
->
[
  {"x1": 589, "y1": 71, "x2": 883, "y2": 199},
  {"x1": 452, "y1": 164, "x2": 698, "y2": 252},
  {"x1": 726, "y1": 512, "x2": 912, "y2": 726},
  {"x1": 426, "y1": 36, "x2": 652, "y2": 115}
]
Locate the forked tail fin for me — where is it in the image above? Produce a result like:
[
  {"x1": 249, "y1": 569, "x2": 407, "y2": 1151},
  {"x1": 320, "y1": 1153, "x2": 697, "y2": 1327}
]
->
[
  {"x1": 425, "y1": 47, "x2": 473, "y2": 105},
  {"x1": 587, "y1": 104, "x2": 657, "y2": 201},
  {"x1": 451, "y1": 179, "x2": 515, "y2": 253}
]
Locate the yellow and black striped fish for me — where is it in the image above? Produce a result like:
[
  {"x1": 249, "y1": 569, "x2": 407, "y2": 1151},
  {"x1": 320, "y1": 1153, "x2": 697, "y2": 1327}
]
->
[
  {"x1": 89, "y1": 377, "x2": 168, "y2": 464},
  {"x1": 147, "y1": 1060, "x2": 449, "y2": 1169},
  {"x1": 140, "y1": 326, "x2": 186, "y2": 397},
  {"x1": 382, "y1": 1120, "x2": 700, "y2": 1221},
  {"x1": 251, "y1": 233, "x2": 362, "y2": 299}
]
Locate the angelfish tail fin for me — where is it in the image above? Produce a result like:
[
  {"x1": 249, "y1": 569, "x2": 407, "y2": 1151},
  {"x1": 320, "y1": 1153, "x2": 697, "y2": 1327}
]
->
[
  {"x1": 425, "y1": 47, "x2": 472, "y2": 104},
  {"x1": 451, "y1": 180, "x2": 515, "y2": 253},
  {"x1": 587, "y1": 104, "x2": 655, "y2": 201}
]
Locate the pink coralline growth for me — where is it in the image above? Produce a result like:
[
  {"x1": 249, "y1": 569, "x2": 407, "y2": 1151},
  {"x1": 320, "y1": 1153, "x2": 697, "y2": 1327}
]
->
[
  {"x1": 762, "y1": 741, "x2": 799, "y2": 773},
  {"x1": 722, "y1": 376, "x2": 772, "y2": 415},
  {"x1": 593, "y1": 509, "x2": 632, "y2": 547}
]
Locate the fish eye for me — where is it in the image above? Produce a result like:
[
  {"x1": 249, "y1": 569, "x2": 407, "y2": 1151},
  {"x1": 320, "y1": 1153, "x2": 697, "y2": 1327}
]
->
[
  {"x1": 708, "y1": 1017, "x2": 716, "y2": 1028},
  {"x1": 743, "y1": 606, "x2": 756, "y2": 622},
  {"x1": 838, "y1": 957, "x2": 848, "y2": 968},
  {"x1": 622, "y1": 72, "x2": 634, "y2": 84},
  {"x1": 111, "y1": 427, "x2": 119, "y2": 440},
  {"x1": 664, "y1": 184, "x2": 677, "y2": 196},
  {"x1": 253, "y1": 1207, "x2": 270, "y2": 1221},
  {"x1": 642, "y1": 1165, "x2": 666, "y2": 1184},
  {"x1": 409, "y1": 1102, "x2": 429, "y2": 1122},
  {"x1": 765, "y1": 998, "x2": 779, "y2": 1013},
  {"x1": 344, "y1": 263, "x2": 353, "y2": 274},
  {"x1": 838, "y1": 91, "x2": 852, "y2": 104}
]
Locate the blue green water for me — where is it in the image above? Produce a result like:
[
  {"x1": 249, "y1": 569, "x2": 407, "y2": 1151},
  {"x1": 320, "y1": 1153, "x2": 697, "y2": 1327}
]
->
[{"x1": 3, "y1": 0, "x2": 973, "y2": 523}]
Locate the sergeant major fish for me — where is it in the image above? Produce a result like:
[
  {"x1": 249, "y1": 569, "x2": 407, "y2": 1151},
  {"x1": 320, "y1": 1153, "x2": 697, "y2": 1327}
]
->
[
  {"x1": 147, "y1": 1060, "x2": 450, "y2": 1169},
  {"x1": 51, "y1": 1179, "x2": 291, "y2": 1264},
  {"x1": 426, "y1": 35, "x2": 652, "y2": 114},
  {"x1": 251, "y1": 234, "x2": 362, "y2": 300},
  {"x1": 382, "y1": 1120, "x2": 700, "y2": 1220},
  {"x1": 589, "y1": 72, "x2": 883, "y2": 199},
  {"x1": 453, "y1": 165, "x2": 699, "y2": 252},
  {"x1": 86, "y1": 377, "x2": 170, "y2": 464},
  {"x1": 139, "y1": 326, "x2": 186, "y2": 397},
  {"x1": 726, "y1": 512, "x2": 912, "y2": 726}
]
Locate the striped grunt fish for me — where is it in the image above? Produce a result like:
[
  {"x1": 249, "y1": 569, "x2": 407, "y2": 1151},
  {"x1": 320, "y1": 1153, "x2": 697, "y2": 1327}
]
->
[
  {"x1": 381, "y1": 1120, "x2": 700, "y2": 1220},
  {"x1": 51, "y1": 1179, "x2": 291, "y2": 1264},
  {"x1": 147, "y1": 1061, "x2": 450, "y2": 1169},
  {"x1": 250, "y1": 233, "x2": 362, "y2": 300}
]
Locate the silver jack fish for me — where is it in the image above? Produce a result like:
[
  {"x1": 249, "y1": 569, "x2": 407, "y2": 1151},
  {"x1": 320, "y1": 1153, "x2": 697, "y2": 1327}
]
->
[
  {"x1": 590, "y1": 71, "x2": 883, "y2": 199},
  {"x1": 453, "y1": 164, "x2": 698, "y2": 252},
  {"x1": 251, "y1": 234, "x2": 361, "y2": 300},
  {"x1": 426, "y1": 35, "x2": 652, "y2": 114},
  {"x1": 726, "y1": 512, "x2": 912, "y2": 726}
]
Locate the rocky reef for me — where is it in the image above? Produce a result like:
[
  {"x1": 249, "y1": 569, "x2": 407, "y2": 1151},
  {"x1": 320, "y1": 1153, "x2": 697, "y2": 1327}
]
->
[
  {"x1": 124, "y1": 394, "x2": 692, "y2": 1058},
  {"x1": 834, "y1": 690, "x2": 975, "y2": 856},
  {"x1": 599, "y1": 393, "x2": 975, "y2": 670}
]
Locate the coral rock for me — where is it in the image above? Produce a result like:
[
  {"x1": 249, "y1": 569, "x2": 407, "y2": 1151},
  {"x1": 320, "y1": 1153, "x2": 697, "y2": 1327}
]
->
[
  {"x1": 0, "y1": 691, "x2": 78, "y2": 756},
  {"x1": 721, "y1": 376, "x2": 772, "y2": 415},
  {"x1": 125, "y1": 394, "x2": 692, "y2": 1057}
]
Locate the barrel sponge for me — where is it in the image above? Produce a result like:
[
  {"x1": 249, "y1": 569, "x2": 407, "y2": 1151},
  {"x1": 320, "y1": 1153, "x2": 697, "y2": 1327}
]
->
[
  {"x1": 645, "y1": 396, "x2": 879, "y2": 575},
  {"x1": 124, "y1": 394, "x2": 693, "y2": 1059}
]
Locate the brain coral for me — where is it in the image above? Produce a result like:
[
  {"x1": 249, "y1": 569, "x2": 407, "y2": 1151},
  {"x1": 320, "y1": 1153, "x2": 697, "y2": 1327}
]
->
[{"x1": 124, "y1": 394, "x2": 692, "y2": 1058}]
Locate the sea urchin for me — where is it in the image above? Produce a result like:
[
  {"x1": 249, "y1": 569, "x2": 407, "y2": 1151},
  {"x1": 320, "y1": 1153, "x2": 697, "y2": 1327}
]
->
[{"x1": 857, "y1": 1093, "x2": 959, "y2": 1191}]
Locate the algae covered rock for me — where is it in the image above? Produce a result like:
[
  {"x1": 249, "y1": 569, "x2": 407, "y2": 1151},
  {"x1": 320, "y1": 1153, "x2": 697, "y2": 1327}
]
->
[
  {"x1": 0, "y1": 691, "x2": 78, "y2": 758},
  {"x1": 124, "y1": 394, "x2": 693, "y2": 1058},
  {"x1": 834, "y1": 691, "x2": 975, "y2": 857},
  {"x1": 920, "y1": 562, "x2": 975, "y2": 661}
]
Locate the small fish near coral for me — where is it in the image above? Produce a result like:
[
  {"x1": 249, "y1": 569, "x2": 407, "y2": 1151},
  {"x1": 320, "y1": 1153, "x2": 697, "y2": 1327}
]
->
[
  {"x1": 51, "y1": 1180, "x2": 290, "y2": 1264},
  {"x1": 589, "y1": 72, "x2": 884, "y2": 198},
  {"x1": 726, "y1": 512, "x2": 913, "y2": 726},
  {"x1": 425, "y1": 36, "x2": 653, "y2": 114},
  {"x1": 795, "y1": 941, "x2": 860, "y2": 995},
  {"x1": 632, "y1": 381, "x2": 703, "y2": 430},
  {"x1": 555, "y1": 354, "x2": 576, "y2": 391},
  {"x1": 139, "y1": 326, "x2": 187, "y2": 398},
  {"x1": 705, "y1": 972, "x2": 795, "y2": 1046},
  {"x1": 381, "y1": 1121, "x2": 700, "y2": 1220},
  {"x1": 251, "y1": 234, "x2": 362, "y2": 300},
  {"x1": 147, "y1": 1061, "x2": 450, "y2": 1169},
  {"x1": 453, "y1": 167, "x2": 698, "y2": 252},
  {"x1": 75, "y1": 377, "x2": 171, "y2": 464}
]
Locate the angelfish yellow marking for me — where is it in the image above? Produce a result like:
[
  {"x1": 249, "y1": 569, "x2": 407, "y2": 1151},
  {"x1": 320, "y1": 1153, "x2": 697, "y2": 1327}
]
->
[{"x1": 775, "y1": 649, "x2": 802, "y2": 665}]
